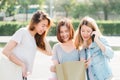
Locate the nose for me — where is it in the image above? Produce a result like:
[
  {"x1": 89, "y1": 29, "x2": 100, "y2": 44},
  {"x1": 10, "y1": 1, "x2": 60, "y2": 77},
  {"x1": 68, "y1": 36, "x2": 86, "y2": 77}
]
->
[
  {"x1": 62, "y1": 32, "x2": 68, "y2": 37},
  {"x1": 42, "y1": 26, "x2": 47, "y2": 31},
  {"x1": 83, "y1": 32, "x2": 88, "y2": 35},
  {"x1": 84, "y1": 31, "x2": 90, "y2": 35},
  {"x1": 43, "y1": 26, "x2": 47, "y2": 31}
]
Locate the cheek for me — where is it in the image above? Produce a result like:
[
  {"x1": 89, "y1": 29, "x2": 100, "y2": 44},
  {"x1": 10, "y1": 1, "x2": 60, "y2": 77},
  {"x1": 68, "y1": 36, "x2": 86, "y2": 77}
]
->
[
  {"x1": 38, "y1": 25, "x2": 42, "y2": 29},
  {"x1": 80, "y1": 31, "x2": 84, "y2": 37},
  {"x1": 60, "y1": 33, "x2": 64, "y2": 37},
  {"x1": 44, "y1": 27, "x2": 48, "y2": 31}
]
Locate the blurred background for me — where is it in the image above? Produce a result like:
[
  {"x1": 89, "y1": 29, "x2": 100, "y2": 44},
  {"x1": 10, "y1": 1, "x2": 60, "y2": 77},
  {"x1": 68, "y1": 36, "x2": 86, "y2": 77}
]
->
[
  {"x1": 0, "y1": 0, "x2": 120, "y2": 37},
  {"x1": 0, "y1": 0, "x2": 120, "y2": 80}
]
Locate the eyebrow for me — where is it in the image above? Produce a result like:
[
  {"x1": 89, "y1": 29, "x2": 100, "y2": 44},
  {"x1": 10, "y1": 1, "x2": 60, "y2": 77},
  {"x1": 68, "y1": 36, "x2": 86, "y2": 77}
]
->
[{"x1": 42, "y1": 23, "x2": 47, "y2": 26}]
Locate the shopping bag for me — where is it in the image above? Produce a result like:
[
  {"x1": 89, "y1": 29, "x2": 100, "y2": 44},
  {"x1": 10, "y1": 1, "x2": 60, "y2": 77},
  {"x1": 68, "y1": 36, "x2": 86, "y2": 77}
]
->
[{"x1": 56, "y1": 61, "x2": 86, "y2": 80}]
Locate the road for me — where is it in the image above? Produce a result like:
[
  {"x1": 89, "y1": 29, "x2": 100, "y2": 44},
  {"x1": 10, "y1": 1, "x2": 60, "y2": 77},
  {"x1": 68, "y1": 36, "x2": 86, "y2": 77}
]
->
[
  {"x1": 0, "y1": 49, "x2": 120, "y2": 80},
  {"x1": 27, "y1": 51, "x2": 120, "y2": 80},
  {"x1": 0, "y1": 36, "x2": 120, "y2": 47},
  {"x1": 0, "y1": 36, "x2": 120, "y2": 80}
]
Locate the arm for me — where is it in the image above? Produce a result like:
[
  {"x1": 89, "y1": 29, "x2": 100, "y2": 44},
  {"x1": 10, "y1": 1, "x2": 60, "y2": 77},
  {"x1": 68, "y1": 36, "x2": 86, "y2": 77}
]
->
[
  {"x1": 95, "y1": 38, "x2": 106, "y2": 52},
  {"x1": 50, "y1": 60, "x2": 59, "y2": 72},
  {"x1": 2, "y1": 40, "x2": 27, "y2": 77},
  {"x1": 50, "y1": 43, "x2": 59, "y2": 72},
  {"x1": 97, "y1": 38, "x2": 114, "y2": 59},
  {"x1": 92, "y1": 31, "x2": 114, "y2": 59},
  {"x1": 95, "y1": 37, "x2": 114, "y2": 59}
]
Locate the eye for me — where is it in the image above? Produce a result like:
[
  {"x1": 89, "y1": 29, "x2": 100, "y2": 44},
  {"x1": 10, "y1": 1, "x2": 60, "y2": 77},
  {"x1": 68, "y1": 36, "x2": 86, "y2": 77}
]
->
[
  {"x1": 60, "y1": 31, "x2": 63, "y2": 34},
  {"x1": 81, "y1": 30, "x2": 85, "y2": 32},
  {"x1": 65, "y1": 30, "x2": 69, "y2": 33},
  {"x1": 87, "y1": 30, "x2": 92, "y2": 34},
  {"x1": 42, "y1": 26, "x2": 44, "y2": 28},
  {"x1": 42, "y1": 25, "x2": 47, "y2": 28},
  {"x1": 87, "y1": 31, "x2": 91, "y2": 33}
]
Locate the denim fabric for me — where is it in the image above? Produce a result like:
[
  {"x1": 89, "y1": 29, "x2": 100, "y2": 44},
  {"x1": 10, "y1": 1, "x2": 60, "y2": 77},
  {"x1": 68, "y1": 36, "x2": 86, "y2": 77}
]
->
[{"x1": 79, "y1": 37, "x2": 114, "y2": 80}]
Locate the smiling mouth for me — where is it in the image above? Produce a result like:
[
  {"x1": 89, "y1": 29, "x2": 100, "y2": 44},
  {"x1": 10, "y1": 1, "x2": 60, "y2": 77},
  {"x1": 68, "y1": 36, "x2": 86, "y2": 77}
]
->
[{"x1": 83, "y1": 37, "x2": 89, "y2": 40}]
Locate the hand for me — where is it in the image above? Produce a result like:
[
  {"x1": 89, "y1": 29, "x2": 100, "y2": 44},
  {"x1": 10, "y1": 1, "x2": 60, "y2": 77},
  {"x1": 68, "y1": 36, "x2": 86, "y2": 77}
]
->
[
  {"x1": 21, "y1": 63, "x2": 27, "y2": 77},
  {"x1": 84, "y1": 58, "x2": 91, "y2": 69},
  {"x1": 50, "y1": 65, "x2": 56, "y2": 72}
]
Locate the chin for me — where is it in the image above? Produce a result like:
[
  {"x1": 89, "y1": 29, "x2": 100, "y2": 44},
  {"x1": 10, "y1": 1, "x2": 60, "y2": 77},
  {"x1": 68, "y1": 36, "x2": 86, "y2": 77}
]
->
[
  {"x1": 62, "y1": 38, "x2": 69, "y2": 41},
  {"x1": 63, "y1": 40, "x2": 68, "y2": 43},
  {"x1": 38, "y1": 32, "x2": 44, "y2": 35},
  {"x1": 83, "y1": 39, "x2": 88, "y2": 41}
]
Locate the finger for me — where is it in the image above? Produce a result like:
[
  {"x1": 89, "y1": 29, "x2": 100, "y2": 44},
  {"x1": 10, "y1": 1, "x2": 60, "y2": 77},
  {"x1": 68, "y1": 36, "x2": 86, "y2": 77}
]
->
[{"x1": 22, "y1": 71, "x2": 27, "y2": 77}]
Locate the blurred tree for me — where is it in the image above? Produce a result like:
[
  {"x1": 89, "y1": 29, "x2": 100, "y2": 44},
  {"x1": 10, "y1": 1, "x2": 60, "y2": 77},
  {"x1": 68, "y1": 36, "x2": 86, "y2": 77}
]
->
[
  {"x1": 109, "y1": 0, "x2": 120, "y2": 14},
  {"x1": 54, "y1": 0, "x2": 76, "y2": 17},
  {"x1": 71, "y1": 2, "x2": 96, "y2": 19},
  {"x1": 0, "y1": 0, "x2": 16, "y2": 17},
  {"x1": 90, "y1": 0, "x2": 111, "y2": 20},
  {"x1": 17, "y1": 0, "x2": 30, "y2": 21},
  {"x1": 17, "y1": 0, "x2": 45, "y2": 21},
  {"x1": 0, "y1": 0, "x2": 45, "y2": 21},
  {"x1": 29, "y1": 0, "x2": 44, "y2": 5}
]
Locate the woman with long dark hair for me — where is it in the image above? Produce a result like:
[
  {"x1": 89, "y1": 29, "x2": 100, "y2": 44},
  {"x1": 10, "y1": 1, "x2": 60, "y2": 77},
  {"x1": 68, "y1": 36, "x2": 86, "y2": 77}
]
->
[{"x1": 0, "y1": 10, "x2": 52, "y2": 80}]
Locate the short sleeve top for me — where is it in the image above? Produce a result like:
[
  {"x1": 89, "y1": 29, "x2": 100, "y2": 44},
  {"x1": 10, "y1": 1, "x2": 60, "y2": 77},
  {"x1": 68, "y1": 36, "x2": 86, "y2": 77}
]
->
[
  {"x1": 52, "y1": 43, "x2": 80, "y2": 64},
  {"x1": 11, "y1": 27, "x2": 37, "y2": 73}
]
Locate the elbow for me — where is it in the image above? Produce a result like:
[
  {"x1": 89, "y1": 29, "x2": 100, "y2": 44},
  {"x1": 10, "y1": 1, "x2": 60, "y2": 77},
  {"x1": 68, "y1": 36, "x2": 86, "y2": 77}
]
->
[
  {"x1": 2, "y1": 49, "x2": 7, "y2": 56},
  {"x1": 104, "y1": 47, "x2": 114, "y2": 59},
  {"x1": 2, "y1": 49, "x2": 10, "y2": 58}
]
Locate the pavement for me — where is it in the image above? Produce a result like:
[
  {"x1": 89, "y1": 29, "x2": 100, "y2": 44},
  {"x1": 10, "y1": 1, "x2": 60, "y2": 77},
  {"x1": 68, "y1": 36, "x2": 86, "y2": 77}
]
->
[
  {"x1": 28, "y1": 51, "x2": 120, "y2": 80},
  {"x1": 0, "y1": 36, "x2": 120, "y2": 80},
  {"x1": 1, "y1": 50, "x2": 119, "y2": 80}
]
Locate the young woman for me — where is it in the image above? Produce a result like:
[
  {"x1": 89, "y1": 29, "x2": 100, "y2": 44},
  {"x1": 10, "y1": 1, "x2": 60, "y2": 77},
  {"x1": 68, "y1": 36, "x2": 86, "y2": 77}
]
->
[
  {"x1": 50, "y1": 18, "x2": 80, "y2": 80},
  {"x1": 0, "y1": 10, "x2": 52, "y2": 80},
  {"x1": 75, "y1": 16, "x2": 114, "y2": 80}
]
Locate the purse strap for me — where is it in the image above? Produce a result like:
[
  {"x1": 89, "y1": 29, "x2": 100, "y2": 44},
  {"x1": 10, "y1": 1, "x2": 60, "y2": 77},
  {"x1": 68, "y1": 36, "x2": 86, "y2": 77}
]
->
[{"x1": 23, "y1": 77, "x2": 27, "y2": 80}]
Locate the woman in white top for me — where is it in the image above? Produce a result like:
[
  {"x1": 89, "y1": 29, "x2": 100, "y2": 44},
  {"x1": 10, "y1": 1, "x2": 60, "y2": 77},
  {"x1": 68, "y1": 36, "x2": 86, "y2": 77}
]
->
[{"x1": 0, "y1": 10, "x2": 52, "y2": 80}]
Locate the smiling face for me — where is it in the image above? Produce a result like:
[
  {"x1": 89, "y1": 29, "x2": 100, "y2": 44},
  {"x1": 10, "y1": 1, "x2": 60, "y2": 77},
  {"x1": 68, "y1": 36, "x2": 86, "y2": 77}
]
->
[
  {"x1": 80, "y1": 25, "x2": 93, "y2": 41},
  {"x1": 34, "y1": 19, "x2": 48, "y2": 35},
  {"x1": 57, "y1": 18, "x2": 74, "y2": 43},
  {"x1": 60, "y1": 26, "x2": 70, "y2": 42}
]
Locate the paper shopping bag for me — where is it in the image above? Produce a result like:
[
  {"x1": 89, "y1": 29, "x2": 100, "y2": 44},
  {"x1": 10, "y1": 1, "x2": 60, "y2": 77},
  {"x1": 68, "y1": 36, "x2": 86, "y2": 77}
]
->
[{"x1": 56, "y1": 61, "x2": 86, "y2": 80}]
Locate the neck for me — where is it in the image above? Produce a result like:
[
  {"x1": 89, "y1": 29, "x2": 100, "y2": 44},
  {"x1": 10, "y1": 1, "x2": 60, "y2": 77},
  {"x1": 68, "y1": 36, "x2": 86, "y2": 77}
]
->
[
  {"x1": 83, "y1": 39, "x2": 92, "y2": 48},
  {"x1": 28, "y1": 29, "x2": 36, "y2": 36},
  {"x1": 62, "y1": 40, "x2": 73, "y2": 46}
]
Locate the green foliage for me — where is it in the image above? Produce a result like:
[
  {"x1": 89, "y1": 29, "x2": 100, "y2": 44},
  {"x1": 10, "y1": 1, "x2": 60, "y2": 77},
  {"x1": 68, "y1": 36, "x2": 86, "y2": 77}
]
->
[
  {"x1": 49, "y1": 41, "x2": 57, "y2": 48},
  {"x1": 53, "y1": 0, "x2": 76, "y2": 17},
  {"x1": 0, "y1": 43, "x2": 6, "y2": 48},
  {"x1": 48, "y1": 20, "x2": 120, "y2": 36},
  {"x1": 0, "y1": 22, "x2": 26, "y2": 36},
  {"x1": 109, "y1": 0, "x2": 120, "y2": 14},
  {"x1": 0, "y1": 0, "x2": 16, "y2": 16},
  {"x1": 0, "y1": 21, "x2": 120, "y2": 36},
  {"x1": 97, "y1": 21, "x2": 120, "y2": 36}
]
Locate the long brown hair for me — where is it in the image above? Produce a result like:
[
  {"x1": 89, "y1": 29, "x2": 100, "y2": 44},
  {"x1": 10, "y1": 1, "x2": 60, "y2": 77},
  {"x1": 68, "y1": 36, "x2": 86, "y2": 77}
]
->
[
  {"x1": 28, "y1": 10, "x2": 52, "y2": 50},
  {"x1": 74, "y1": 16, "x2": 102, "y2": 49}
]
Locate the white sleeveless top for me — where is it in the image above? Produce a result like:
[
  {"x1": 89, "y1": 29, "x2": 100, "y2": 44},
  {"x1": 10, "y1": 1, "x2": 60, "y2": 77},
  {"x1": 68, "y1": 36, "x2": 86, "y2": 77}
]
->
[{"x1": 11, "y1": 27, "x2": 37, "y2": 73}]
